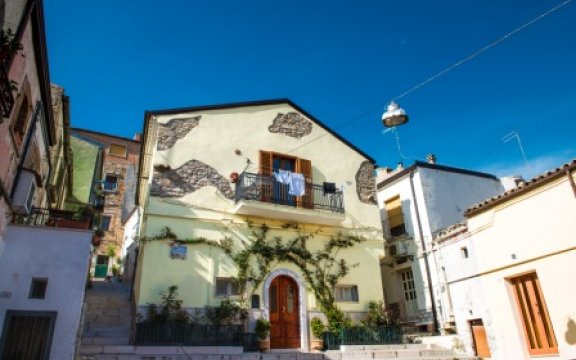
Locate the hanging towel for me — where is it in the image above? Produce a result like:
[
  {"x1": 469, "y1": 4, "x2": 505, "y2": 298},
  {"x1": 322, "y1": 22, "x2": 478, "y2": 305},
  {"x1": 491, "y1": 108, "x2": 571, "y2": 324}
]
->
[
  {"x1": 289, "y1": 173, "x2": 306, "y2": 196},
  {"x1": 274, "y1": 169, "x2": 292, "y2": 185}
]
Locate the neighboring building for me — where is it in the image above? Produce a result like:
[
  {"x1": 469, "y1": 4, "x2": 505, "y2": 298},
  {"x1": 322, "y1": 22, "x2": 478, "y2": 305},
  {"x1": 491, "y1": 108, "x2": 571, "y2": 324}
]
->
[
  {"x1": 71, "y1": 128, "x2": 140, "y2": 279},
  {"x1": 375, "y1": 158, "x2": 504, "y2": 333},
  {"x1": 436, "y1": 160, "x2": 576, "y2": 359},
  {"x1": 132, "y1": 99, "x2": 385, "y2": 351}
]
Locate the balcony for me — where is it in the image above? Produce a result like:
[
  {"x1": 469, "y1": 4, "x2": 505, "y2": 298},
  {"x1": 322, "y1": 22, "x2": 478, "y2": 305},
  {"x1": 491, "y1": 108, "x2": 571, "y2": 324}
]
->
[
  {"x1": 0, "y1": 63, "x2": 14, "y2": 119},
  {"x1": 232, "y1": 172, "x2": 345, "y2": 225},
  {"x1": 382, "y1": 214, "x2": 411, "y2": 240},
  {"x1": 12, "y1": 207, "x2": 93, "y2": 230}
]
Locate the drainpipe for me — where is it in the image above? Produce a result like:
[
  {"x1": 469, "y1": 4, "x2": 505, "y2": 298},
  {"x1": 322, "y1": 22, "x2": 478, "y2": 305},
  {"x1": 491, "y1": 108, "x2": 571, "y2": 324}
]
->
[
  {"x1": 409, "y1": 169, "x2": 440, "y2": 334},
  {"x1": 566, "y1": 168, "x2": 576, "y2": 197}
]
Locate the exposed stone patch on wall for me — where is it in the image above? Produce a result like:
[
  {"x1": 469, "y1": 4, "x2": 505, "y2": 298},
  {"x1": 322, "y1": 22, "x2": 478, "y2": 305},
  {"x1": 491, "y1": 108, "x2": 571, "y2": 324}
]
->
[
  {"x1": 268, "y1": 112, "x2": 313, "y2": 138},
  {"x1": 150, "y1": 159, "x2": 234, "y2": 199},
  {"x1": 356, "y1": 161, "x2": 377, "y2": 205},
  {"x1": 157, "y1": 116, "x2": 201, "y2": 151}
]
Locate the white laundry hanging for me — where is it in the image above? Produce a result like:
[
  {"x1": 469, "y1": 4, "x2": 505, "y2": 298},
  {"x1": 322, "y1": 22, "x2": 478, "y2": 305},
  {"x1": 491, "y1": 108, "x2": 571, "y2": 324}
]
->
[{"x1": 273, "y1": 170, "x2": 306, "y2": 197}]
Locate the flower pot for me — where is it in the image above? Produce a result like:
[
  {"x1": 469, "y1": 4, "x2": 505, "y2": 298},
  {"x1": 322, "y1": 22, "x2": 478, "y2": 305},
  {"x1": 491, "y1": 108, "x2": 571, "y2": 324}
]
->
[
  {"x1": 257, "y1": 339, "x2": 270, "y2": 352},
  {"x1": 92, "y1": 235, "x2": 102, "y2": 247},
  {"x1": 310, "y1": 339, "x2": 324, "y2": 351},
  {"x1": 230, "y1": 172, "x2": 239, "y2": 183}
]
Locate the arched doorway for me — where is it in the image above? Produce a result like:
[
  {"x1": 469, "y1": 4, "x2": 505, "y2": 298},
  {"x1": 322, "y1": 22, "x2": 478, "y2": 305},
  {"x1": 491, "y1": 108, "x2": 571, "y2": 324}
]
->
[{"x1": 269, "y1": 275, "x2": 300, "y2": 349}]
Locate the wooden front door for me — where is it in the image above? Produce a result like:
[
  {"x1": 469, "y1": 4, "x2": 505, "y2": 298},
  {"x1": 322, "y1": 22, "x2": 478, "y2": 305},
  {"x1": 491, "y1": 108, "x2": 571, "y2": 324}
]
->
[
  {"x1": 470, "y1": 319, "x2": 491, "y2": 358},
  {"x1": 269, "y1": 276, "x2": 300, "y2": 349}
]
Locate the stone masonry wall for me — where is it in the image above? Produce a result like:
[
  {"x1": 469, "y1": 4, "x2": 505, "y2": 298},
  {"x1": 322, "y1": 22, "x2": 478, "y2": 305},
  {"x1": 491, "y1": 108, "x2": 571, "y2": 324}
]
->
[
  {"x1": 151, "y1": 159, "x2": 234, "y2": 199},
  {"x1": 356, "y1": 160, "x2": 377, "y2": 205},
  {"x1": 157, "y1": 116, "x2": 201, "y2": 151},
  {"x1": 268, "y1": 112, "x2": 313, "y2": 138}
]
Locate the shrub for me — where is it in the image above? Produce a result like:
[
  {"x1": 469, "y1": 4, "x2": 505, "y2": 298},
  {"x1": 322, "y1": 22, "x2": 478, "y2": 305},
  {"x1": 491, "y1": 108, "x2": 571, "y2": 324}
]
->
[
  {"x1": 310, "y1": 317, "x2": 326, "y2": 339},
  {"x1": 255, "y1": 318, "x2": 271, "y2": 340},
  {"x1": 361, "y1": 300, "x2": 395, "y2": 328},
  {"x1": 325, "y1": 306, "x2": 352, "y2": 333}
]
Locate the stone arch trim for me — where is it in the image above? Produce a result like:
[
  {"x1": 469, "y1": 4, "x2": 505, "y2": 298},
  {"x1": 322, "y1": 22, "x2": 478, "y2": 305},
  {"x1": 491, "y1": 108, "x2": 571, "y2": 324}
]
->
[
  {"x1": 263, "y1": 268, "x2": 309, "y2": 351},
  {"x1": 150, "y1": 159, "x2": 234, "y2": 199},
  {"x1": 268, "y1": 112, "x2": 313, "y2": 138},
  {"x1": 356, "y1": 160, "x2": 377, "y2": 204},
  {"x1": 156, "y1": 116, "x2": 201, "y2": 151}
]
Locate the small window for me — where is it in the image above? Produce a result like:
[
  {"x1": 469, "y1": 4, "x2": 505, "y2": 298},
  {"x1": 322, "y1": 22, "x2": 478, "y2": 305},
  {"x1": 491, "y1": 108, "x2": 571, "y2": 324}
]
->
[
  {"x1": 29, "y1": 278, "x2": 48, "y2": 299},
  {"x1": 461, "y1": 247, "x2": 469, "y2": 259},
  {"x1": 109, "y1": 143, "x2": 127, "y2": 158},
  {"x1": 101, "y1": 216, "x2": 111, "y2": 231},
  {"x1": 334, "y1": 285, "x2": 359, "y2": 302},
  {"x1": 103, "y1": 175, "x2": 118, "y2": 191},
  {"x1": 385, "y1": 195, "x2": 406, "y2": 237},
  {"x1": 11, "y1": 95, "x2": 30, "y2": 146},
  {"x1": 215, "y1": 277, "x2": 239, "y2": 297}
]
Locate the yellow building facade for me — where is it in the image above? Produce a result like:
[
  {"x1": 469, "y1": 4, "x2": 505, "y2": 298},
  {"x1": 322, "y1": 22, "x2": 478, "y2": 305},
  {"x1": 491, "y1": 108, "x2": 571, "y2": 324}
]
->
[{"x1": 133, "y1": 100, "x2": 385, "y2": 350}]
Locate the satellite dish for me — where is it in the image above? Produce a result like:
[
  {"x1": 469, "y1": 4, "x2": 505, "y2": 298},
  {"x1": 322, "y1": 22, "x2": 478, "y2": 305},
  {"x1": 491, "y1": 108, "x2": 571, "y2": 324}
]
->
[{"x1": 382, "y1": 101, "x2": 409, "y2": 128}]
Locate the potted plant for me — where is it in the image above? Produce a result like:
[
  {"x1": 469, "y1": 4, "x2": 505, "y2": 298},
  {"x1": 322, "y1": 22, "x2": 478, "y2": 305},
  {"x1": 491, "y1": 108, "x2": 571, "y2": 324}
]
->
[
  {"x1": 92, "y1": 229, "x2": 104, "y2": 246},
  {"x1": 255, "y1": 317, "x2": 271, "y2": 352},
  {"x1": 230, "y1": 171, "x2": 239, "y2": 183},
  {"x1": 310, "y1": 317, "x2": 325, "y2": 351}
]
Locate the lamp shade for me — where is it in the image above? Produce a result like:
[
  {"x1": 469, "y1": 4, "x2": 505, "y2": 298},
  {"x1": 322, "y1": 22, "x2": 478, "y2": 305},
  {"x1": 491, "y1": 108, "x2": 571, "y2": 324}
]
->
[{"x1": 382, "y1": 101, "x2": 409, "y2": 128}]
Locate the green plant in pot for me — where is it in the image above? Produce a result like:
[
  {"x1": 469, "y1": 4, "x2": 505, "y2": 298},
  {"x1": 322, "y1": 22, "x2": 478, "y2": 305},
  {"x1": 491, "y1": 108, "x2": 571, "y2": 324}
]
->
[
  {"x1": 310, "y1": 317, "x2": 326, "y2": 351},
  {"x1": 255, "y1": 318, "x2": 271, "y2": 352}
]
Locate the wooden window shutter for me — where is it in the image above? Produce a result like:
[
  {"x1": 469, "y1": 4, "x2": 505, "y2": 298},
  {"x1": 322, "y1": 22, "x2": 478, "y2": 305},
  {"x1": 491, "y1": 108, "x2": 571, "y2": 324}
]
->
[
  {"x1": 385, "y1": 196, "x2": 404, "y2": 228},
  {"x1": 296, "y1": 158, "x2": 313, "y2": 209},
  {"x1": 259, "y1": 151, "x2": 272, "y2": 176},
  {"x1": 259, "y1": 151, "x2": 273, "y2": 202}
]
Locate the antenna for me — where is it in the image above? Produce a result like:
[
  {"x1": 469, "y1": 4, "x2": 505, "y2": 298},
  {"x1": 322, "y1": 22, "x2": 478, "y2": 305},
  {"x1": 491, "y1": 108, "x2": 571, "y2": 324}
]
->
[{"x1": 502, "y1": 130, "x2": 528, "y2": 167}]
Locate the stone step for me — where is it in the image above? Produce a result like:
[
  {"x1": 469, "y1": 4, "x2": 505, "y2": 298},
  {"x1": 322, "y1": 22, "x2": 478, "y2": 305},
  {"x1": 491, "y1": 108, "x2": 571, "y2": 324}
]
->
[
  {"x1": 82, "y1": 336, "x2": 131, "y2": 345},
  {"x1": 79, "y1": 345, "x2": 244, "y2": 356},
  {"x1": 85, "y1": 325, "x2": 131, "y2": 333},
  {"x1": 83, "y1": 329, "x2": 131, "y2": 337}
]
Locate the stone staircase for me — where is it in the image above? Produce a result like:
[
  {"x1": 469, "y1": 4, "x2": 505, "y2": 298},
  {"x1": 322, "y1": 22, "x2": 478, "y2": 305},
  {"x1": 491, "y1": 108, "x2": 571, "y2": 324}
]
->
[
  {"x1": 79, "y1": 280, "x2": 132, "y2": 359},
  {"x1": 326, "y1": 344, "x2": 479, "y2": 359}
]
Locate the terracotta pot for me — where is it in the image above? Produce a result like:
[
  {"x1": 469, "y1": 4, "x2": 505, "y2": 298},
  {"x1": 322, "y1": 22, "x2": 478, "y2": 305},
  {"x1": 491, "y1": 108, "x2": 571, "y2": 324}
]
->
[
  {"x1": 230, "y1": 172, "x2": 239, "y2": 183},
  {"x1": 91, "y1": 235, "x2": 102, "y2": 247},
  {"x1": 257, "y1": 339, "x2": 270, "y2": 352},
  {"x1": 310, "y1": 339, "x2": 324, "y2": 351}
]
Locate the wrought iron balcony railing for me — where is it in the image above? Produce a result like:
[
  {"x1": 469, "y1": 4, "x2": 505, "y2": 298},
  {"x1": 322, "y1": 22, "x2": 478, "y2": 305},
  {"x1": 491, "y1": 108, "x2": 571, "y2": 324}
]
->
[
  {"x1": 234, "y1": 172, "x2": 344, "y2": 213},
  {"x1": 0, "y1": 63, "x2": 15, "y2": 119},
  {"x1": 11, "y1": 207, "x2": 93, "y2": 230}
]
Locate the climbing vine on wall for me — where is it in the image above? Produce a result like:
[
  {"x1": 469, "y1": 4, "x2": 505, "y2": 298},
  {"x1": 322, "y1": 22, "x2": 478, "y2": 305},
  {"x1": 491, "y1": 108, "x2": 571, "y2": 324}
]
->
[{"x1": 143, "y1": 222, "x2": 365, "y2": 317}]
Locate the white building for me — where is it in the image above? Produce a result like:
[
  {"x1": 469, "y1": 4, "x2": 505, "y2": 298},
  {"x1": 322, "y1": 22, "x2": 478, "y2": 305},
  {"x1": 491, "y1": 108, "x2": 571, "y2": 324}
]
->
[
  {"x1": 436, "y1": 159, "x2": 576, "y2": 359},
  {"x1": 376, "y1": 158, "x2": 504, "y2": 333}
]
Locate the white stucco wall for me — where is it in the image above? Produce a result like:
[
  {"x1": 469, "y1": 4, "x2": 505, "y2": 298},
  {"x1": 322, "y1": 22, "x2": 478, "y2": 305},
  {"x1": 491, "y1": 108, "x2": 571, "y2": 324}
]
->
[
  {"x1": 0, "y1": 225, "x2": 92, "y2": 360},
  {"x1": 377, "y1": 165, "x2": 504, "y2": 328},
  {"x1": 442, "y1": 173, "x2": 576, "y2": 359}
]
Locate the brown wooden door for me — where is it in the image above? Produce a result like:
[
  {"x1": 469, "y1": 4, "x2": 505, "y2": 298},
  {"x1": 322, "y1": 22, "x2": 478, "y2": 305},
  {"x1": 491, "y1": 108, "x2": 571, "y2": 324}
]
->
[
  {"x1": 269, "y1": 276, "x2": 300, "y2": 349},
  {"x1": 470, "y1": 319, "x2": 491, "y2": 358}
]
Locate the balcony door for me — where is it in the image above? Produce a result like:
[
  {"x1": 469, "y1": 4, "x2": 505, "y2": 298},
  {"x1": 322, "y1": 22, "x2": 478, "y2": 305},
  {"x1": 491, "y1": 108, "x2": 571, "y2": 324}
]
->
[
  {"x1": 269, "y1": 276, "x2": 300, "y2": 349},
  {"x1": 259, "y1": 151, "x2": 313, "y2": 209},
  {"x1": 399, "y1": 268, "x2": 418, "y2": 317}
]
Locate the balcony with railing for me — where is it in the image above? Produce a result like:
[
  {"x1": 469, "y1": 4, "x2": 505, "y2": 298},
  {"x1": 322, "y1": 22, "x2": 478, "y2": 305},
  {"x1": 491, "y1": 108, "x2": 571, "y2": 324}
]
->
[
  {"x1": 0, "y1": 63, "x2": 14, "y2": 119},
  {"x1": 232, "y1": 172, "x2": 345, "y2": 225},
  {"x1": 382, "y1": 212, "x2": 411, "y2": 240},
  {"x1": 11, "y1": 207, "x2": 94, "y2": 230}
]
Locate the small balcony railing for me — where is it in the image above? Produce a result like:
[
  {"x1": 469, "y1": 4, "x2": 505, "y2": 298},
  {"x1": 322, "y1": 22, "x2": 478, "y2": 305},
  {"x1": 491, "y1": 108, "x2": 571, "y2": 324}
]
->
[
  {"x1": 11, "y1": 207, "x2": 93, "y2": 230},
  {"x1": 0, "y1": 63, "x2": 15, "y2": 119},
  {"x1": 234, "y1": 172, "x2": 344, "y2": 213}
]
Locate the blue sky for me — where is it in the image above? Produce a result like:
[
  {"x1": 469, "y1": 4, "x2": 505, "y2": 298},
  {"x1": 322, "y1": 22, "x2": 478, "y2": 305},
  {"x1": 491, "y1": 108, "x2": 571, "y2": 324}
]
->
[{"x1": 44, "y1": 0, "x2": 576, "y2": 179}]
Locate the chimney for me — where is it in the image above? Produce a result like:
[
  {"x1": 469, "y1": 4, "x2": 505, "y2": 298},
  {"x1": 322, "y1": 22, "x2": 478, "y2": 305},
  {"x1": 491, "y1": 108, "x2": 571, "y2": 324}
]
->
[
  {"x1": 396, "y1": 162, "x2": 404, "y2": 170},
  {"x1": 426, "y1": 154, "x2": 437, "y2": 164},
  {"x1": 134, "y1": 133, "x2": 141, "y2": 142}
]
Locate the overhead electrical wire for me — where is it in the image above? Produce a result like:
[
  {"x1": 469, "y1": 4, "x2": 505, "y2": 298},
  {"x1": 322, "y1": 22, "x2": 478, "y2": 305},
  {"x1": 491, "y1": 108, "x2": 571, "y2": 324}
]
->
[{"x1": 285, "y1": 0, "x2": 573, "y2": 157}]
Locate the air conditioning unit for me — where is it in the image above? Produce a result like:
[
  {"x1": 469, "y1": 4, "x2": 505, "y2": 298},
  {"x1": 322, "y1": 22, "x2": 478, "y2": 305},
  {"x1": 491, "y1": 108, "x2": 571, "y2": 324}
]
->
[
  {"x1": 387, "y1": 242, "x2": 408, "y2": 258},
  {"x1": 12, "y1": 169, "x2": 37, "y2": 215}
]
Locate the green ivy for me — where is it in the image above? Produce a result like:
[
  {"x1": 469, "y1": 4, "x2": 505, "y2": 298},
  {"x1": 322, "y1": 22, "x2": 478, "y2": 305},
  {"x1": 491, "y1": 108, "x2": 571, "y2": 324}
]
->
[{"x1": 144, "y1": 222, "x2": 365, "y2": 318}]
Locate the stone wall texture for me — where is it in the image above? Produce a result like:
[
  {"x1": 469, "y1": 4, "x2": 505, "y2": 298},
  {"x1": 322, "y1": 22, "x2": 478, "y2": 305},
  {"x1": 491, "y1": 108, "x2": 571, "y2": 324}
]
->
[
  {"x1": 356, "y1": 160, "x2": 377, "y2": 205},
  {"x1": 157, "y1": 116, "x2": 201, "y2": 151},
  {"x1": 151, "y1": 159, "x2": 234, "y2": 199},
  {"x1": 268, "y1": 112, "x2": 313, "y2": 138}
]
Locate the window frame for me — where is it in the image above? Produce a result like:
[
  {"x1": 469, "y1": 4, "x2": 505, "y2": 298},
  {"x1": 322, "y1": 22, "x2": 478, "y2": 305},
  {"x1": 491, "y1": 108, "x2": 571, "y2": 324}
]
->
[
  {"x1": 215, "y1": 277, "x2": 240, "y2": 298},
  {"x1": 100, "y1": 215, "x2": 112, "y2": 231},
  {"x1": 28, "y1": 277, "x2": 48, "y2": 299},
  {"x1": 103, "y1": 174, "x2": 119, "y2": 192},
  {"x1": 507, "y1": 271, "x2": 558, "y2": 356},
  {"x1": 334, "y1": 284, "x2": 359, "y2": 302},
  {"x1": 108, "y1": 143, "x2": 128, "y2": 158}
]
